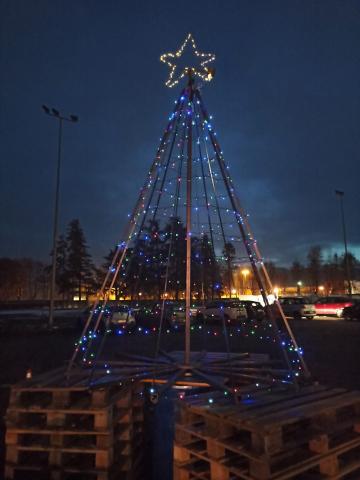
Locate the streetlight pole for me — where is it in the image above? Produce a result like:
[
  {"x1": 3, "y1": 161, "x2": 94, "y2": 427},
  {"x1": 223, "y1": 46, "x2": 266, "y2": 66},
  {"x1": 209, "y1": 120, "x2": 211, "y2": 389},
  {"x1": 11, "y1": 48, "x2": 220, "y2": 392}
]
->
[
  {"x1": 335, "y1": 190, "x2": 352, "y2": 296},
  {"x1": 42, "y1": 105, "x2": 78, "y2": 328}
]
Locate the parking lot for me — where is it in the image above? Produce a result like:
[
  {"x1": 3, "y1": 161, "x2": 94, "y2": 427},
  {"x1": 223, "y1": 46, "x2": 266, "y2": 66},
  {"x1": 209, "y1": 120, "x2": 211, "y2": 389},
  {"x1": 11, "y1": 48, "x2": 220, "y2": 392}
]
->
[{"x1": 0, "y1": 313, "x2": 359, "y2": 388}]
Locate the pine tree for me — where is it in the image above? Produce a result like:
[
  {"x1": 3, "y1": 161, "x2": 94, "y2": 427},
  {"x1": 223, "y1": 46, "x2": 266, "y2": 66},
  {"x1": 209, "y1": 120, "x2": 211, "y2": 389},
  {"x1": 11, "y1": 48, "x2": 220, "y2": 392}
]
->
[
  {"x1": 66, "y1": 219, "x2": 94, "y2": 301},
  {"x1": 56, "y1": 235, "x2": 70, "y2": 299}
]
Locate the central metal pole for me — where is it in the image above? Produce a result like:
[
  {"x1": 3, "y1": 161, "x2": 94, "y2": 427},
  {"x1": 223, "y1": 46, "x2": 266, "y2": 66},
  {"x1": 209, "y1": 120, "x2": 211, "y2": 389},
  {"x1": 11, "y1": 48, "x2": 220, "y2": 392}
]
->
[
  {"x1": 185, "y1": 75, "x2": 194, "y2": 366},
  {"x1": 49, "y1": 118, "x2": 63, "y2": 329}
]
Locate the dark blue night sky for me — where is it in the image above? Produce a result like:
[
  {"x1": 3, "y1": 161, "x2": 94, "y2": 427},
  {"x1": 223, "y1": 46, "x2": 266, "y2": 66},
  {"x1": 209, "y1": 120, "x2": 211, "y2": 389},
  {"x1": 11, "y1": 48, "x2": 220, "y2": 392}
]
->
[{"x1": 1, "y1": 0, "x2": 359, "y2": 266}]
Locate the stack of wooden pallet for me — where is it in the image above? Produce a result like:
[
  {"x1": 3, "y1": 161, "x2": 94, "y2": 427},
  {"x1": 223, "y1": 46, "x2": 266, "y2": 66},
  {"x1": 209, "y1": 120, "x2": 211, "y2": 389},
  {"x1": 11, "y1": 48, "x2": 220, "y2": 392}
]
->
[
  {"x1": 174, "y1": 384, "x2": 360, "y2": 479},
  {"x1": 4, "y1": 368, "x2": 144, "y2": 480}
]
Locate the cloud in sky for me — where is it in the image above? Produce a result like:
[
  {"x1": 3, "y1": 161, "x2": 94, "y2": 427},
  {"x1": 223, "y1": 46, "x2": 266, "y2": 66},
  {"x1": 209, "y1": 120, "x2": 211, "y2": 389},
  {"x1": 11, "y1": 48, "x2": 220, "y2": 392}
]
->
[{"x1": 1, "y1": 0, "x2": 359, "y2": 267}]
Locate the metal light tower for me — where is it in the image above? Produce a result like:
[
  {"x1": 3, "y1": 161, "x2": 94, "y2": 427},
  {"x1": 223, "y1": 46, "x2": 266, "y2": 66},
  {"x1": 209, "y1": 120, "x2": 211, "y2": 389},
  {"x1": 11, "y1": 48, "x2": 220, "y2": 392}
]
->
[
  {"x1": 42, "y1": 105, "x2": 78, "y2": 328},
  {"x1": 335, "y1": 190, "x2": 352, "y2": 295},
  {"x1": 67, "y1": 34, "x2": 310, "y2": 391}
]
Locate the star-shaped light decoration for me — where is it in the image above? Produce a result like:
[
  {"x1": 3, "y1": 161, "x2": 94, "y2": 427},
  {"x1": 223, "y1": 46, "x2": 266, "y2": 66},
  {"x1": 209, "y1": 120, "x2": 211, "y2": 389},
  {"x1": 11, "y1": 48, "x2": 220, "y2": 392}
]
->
[{"x1": 160, "y1": 33, "x2": 215, "y2": 88}]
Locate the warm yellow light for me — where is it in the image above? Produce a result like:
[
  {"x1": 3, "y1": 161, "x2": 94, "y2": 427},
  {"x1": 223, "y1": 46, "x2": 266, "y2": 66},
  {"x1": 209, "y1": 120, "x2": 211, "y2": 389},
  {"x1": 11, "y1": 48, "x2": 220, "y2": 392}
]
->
[
  {"x1": 231, "y1": 289, "x2": 237, "y2": 295},
  {"x1": 318, "y1": 286, "x2": 324, "y2": 291},
  {"x1": 160, "y1": 33, "x2": 216, "y2": 88},
  {"x1": 273, "y1": 287, "x2": 279, "y2": 296},
  {"x1": 138, "y1": 292, "x2": 142, "y2": 296},
  {"x1": 241, "y1": 269, "x2": 250, "y2": 277}
]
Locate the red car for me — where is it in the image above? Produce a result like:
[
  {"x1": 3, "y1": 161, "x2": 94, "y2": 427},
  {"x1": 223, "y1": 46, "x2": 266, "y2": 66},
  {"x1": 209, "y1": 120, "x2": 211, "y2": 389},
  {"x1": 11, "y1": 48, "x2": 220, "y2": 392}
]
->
[{"x1": 315, "y1": 296, "x2": 354, "y2": 317}]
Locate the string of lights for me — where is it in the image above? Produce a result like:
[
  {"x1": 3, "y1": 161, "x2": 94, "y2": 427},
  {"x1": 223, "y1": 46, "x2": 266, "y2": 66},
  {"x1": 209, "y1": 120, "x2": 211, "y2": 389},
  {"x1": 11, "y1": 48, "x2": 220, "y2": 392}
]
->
[{"x1": 160, "y1": 33, "x2": 215, "y2": 87}]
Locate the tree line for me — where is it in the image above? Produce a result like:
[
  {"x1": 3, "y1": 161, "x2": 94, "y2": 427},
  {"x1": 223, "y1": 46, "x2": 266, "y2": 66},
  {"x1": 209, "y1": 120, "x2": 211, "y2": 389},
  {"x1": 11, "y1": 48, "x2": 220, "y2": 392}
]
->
[
  {"x1": 264, "y1": 246, "x2": 360, "y2": 294},
  {"x1": 0, "y1": 219, "x2": 95, "y2": 301},
  {"x1": 0, "y1": 220, "x2": 359, "y2": 301}
]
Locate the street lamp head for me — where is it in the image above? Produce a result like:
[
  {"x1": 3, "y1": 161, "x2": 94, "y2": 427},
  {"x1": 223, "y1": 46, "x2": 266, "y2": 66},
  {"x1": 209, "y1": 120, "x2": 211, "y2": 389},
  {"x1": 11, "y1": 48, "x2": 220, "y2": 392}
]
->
[
  {"x1": 42, "y1": 104, "x2": 50, "y2": 114},
  {"x1": 335, "y1": 190, "x2": 344, "y2": 197},
  {"x1": 52, "y1": 108, "x2": 60, "y2": 117},
  {"x1": 70, "y1": 115, "x2": 79, "y2": 123}
]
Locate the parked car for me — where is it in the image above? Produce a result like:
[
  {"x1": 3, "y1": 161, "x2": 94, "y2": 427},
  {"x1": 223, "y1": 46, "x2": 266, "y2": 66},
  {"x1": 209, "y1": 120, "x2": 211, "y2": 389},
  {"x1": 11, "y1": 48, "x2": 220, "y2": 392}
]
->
[
  {"x1": 170, "y1": 303, "x2": 204, "y2": 328},
  {"x1": 135, "y1": 302, "x2": 174, "y2": 330},
  {"x1": 315, "y1": 296, "x2": 354, "y2": 317},
  {"x1": 240, "y1": 300, "x2": 265, "y2": 321},
  {"x1": 110, "y1": 304, "x2": 136, "y2": 328},
  {"x1": 277, "y1": 297, "x2": 316, "y2": 319},
  {"x1": 204, "y1": 300, "x2": 247, "y2": 324},
  {"x1": 77, "y1": 305, "x2": 111, "y2": 332},
  {"x1": 78, "y1": 304, "x2": 136, "y2": 332},
  {"x1": 342, "y1": 302, "x2": 360, "y2": 321}
]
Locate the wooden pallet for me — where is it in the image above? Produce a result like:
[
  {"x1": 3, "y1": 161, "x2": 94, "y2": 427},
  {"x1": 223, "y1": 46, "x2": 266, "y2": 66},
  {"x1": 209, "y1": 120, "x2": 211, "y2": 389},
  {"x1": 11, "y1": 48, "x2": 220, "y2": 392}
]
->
[
  {"x1": 174, "y1": 385, "x2": 360, "y2": 480},
  {"x1": 4, "y1": 368, "x2": 145, "y2": 480}
]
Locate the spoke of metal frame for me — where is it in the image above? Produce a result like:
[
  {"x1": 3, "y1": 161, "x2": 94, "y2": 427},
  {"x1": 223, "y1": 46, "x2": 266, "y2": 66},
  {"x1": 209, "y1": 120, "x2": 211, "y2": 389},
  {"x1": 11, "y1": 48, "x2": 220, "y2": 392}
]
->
[
  {"x1": 191, "y1": 368, "x2": 235, "y2": 397},
  {"x1": 195, "y1": 88, "x2": 310, "y2": 382},
  {"x1": 128, "y1": 98, "x2": 185, "y2": 301},
  {"x1": 85, "y1": 101, "x2": 188, "y2": 369},
  {"x1": 67, "y1": 91, "x2": 186, "y2": 375},
  {"x1": 196, "y1": 94, "x2": 295, "y2": 380},
  {"x1": 153, "y1": 121, "x2": 186, "y2": 361},
  {"x1": 195, "y1": 97, "x2": 233, "y2": 363},
  {"x1": 193, "y1": 99, "x2": 217, "y2": 302},
  {"x1": 198, "y1": 108, "x2": 233, "y2": 300}
]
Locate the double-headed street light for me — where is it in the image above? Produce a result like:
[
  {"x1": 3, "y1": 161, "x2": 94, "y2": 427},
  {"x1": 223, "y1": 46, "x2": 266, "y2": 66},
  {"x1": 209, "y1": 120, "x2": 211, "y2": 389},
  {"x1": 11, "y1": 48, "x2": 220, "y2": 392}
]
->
[
  {"x1": 335, "y1": 190, "x2": 352, "y2": 296},
  {"x1": 42, "y1": 105, "x2": 78, "y2": 328}
]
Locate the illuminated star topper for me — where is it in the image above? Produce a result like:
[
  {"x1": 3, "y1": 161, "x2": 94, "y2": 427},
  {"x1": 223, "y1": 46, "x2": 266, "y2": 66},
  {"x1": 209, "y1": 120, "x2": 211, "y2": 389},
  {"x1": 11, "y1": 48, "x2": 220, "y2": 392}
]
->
[{"x1": 160, "y1": 33, "x2": 215, "y2": 88}]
